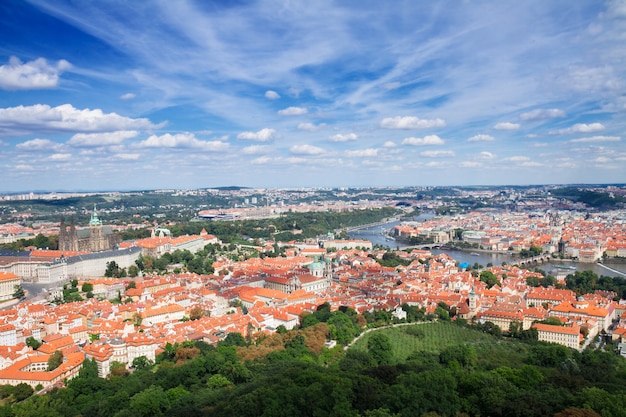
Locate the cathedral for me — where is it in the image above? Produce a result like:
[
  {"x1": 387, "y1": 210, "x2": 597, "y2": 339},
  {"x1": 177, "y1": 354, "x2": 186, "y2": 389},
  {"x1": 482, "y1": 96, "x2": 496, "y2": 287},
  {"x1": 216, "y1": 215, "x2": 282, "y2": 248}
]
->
[{"x1": 58, "y1": 205, "x2": 120, "y2": 252}]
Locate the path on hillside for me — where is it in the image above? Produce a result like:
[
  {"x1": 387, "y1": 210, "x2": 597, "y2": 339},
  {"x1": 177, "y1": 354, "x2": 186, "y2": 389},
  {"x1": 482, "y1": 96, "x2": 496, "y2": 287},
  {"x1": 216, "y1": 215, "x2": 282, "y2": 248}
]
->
[{"x1": 344, "y1": 320, "x2": 432, "y2": 350}]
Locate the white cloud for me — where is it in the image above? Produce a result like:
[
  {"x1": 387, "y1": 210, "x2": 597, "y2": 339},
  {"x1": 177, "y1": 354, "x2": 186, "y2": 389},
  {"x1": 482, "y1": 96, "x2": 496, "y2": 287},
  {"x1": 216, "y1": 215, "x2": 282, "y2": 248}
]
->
[
  {"x1": 506, "y1": 156, "x2": 530, "y2": 162},
  {"x1": 520, "y1": 108, "x2": 566, "y2": 121},
  {"x1": 519, "y1": 161, "x2": 543, "y2": 167},
  {"x1": 383, "y1": 141, "x2": 397, "y2": 148},
  {"x1": 265, "y1": 90, "x2": 280, "y2": 99},
  {"x1": 479, "y1": 152, "x2": 496, "y2": 159},
  {"x1": 237, "y1": 128, "x2": 276, "y2": 142},
  {"x1": 298, "y1": 122, "x2": 325, "y2": 132},
  {"x1": 557, "y1": 123, "x2": 605, "y2": 134},
  {"x1": 380, "y1": 116, "x2": 446, "y2": 129},
  {"x1": 460, "y1": 161, "x2": 483, "y2": 168},
  {"x1": 0, "y1": 104, "x2": 159, "y2": 134},
  {"x1": 278, "y1": 106, "x2": 308, "y2": 116},
  {"x1": 494, "y1": 122, "x2": 521, "y2": 130},
  {"x1": 49, "y1": 153, "x2": 72, "y2": 160},
  {"x1": 252, "y1": 156, "x2": 272, "y2": 164},
  {"x1": 401, "y1": 135, "x2": 444, "y2": 146},
  {"x1": 120, "y1": 93, "x2": 136, "y2": 100},
  {"x1": 241, "y1": 145, "x2": 270, "y2": 154},
  {"x1": 290, "y1": 144, "x2": 325, "y2": 155},
  {"x1": 67, "y1": 130, "x2": 139, "y2": 147},
  {"x1": 0, "y1": 56, "x2": 71, "y2": 90},
  {"x1": 116, "y1": 153, "x2": 141, "y2": 160},
  {"x1": 570, "y1": 135, "x2": 620, "y2": 143},
  {"x1": 425, "y1": 161, "x2": 447, "y2": 168},
  {"x1": 329, "y1": 132, "x2": 358, "y2": 142},
  {"x1": 345, "y1": 148, "x2": 378, "y2": 157},
  {"x1": 16, "y1": 138, "x2": 63, "y2": 151},
  {"x1": 138, "y1": 133, "x2": 229, "y2": 151},
  {"x1": 420, "y1": 150, "x2": 455, "y2": 157},
  {"x1": 468, "y1": 134, "x2": 494, "y2": 142},
  {"x1": 592, "y1": 156, "x2": 610, "y2": 163}
]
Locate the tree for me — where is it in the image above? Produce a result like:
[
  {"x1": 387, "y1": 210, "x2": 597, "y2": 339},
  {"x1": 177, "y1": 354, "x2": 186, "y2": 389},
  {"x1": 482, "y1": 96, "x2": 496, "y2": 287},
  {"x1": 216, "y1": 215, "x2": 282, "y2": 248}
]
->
[
  {"x1": 129, "y1": 385, "x2": 170, "y2": 417},
  {"x1": 128, "y1": 264, "x2": 139, "y2": 277},
  {"x1": 25, "y1": 336, "x2": 42, "y2": 350},
  {"x1": 110, "y1": 360, "x2": 128, "y2": 377},
  {"x1": 12, "y1": 285, "x2": 25, "y2": 300},
  {"x1": 47, "y1": 350, "x2": 63, "y2": 371},
  {"x1": 368, "y1": 333, "x2": 393, "y2": 365},
  {"x1": 219, "y1": 332, "x2": 247, "y2": 347},
  {"x1": 12, "y1": 383, "x2": 33, "y2": 402},
  {"x1": 189, "y1": 306, "x2": 205, "y2": 321},
  {"x1": 480, "y1": 270, "x2": 500, "y2": 289},
  {"x1": 81, "y1": 282, "x2": 93, "y2": 293},
  {"x1": 131, "y1": 356, "x2": 154, "y2": 371}
]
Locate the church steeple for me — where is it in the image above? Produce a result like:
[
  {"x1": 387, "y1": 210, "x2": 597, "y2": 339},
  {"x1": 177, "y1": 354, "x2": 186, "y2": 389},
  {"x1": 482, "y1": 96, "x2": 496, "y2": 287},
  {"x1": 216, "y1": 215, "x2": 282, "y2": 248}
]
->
[{"x1": 89, "y1": 204, "x2": 102, "y2": 226}]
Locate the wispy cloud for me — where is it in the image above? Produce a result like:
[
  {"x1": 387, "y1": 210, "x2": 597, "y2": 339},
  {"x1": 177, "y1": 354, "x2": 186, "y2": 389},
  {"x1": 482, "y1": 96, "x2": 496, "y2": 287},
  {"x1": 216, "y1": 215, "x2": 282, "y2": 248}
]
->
[
  {"x1": 265, "y1": 90, "x2": 280, "y2": 100},
  {"x1": 298, "y1": 122, "x2": 325, "y2": 132},
  {"x1": 345, "y1": 148, "x2": 378, "y2": 157},
  {"x1": 555, "y1": 123, "x2": 605, "y2": 134},
  {"x1": 468, "y1": 134, "x2": 494, "y2": 142},
  {"x1": 237, "y1": 128, "x2": 276, "y2": 142},
  {"x1": 381, "y1": 116, "x2": 446, "y2": 129},
  {"x1": 421, "y1": 150, "x2": 455, "y2": 157},
  {"x1": 494, "y1": 122, "x2": 520, "y2": 131},
  {"x1": 329, "y1": 133, "x2": 357, "y2": 142},
  {"x1": 290, "y1": 144, "x2": 325, "y2": 155},
  {"x1": 138, "y1": 133, "x2": 229, "y2": 151},
  {"x1": 569, "y1": 135, "x2": 620, "y2": 143},
  {"x1": 278, "y1": 107, "x2": 308, "y2": 116},
  {"x1": 67, "y1": 130, "x2": 139, "y2": 147},
  {"x1": 520, "y1": 108, "x2": 566, "y2": 121},
  {"x1": 401, "y1": 135, "x2": 444, "y2": 146}
]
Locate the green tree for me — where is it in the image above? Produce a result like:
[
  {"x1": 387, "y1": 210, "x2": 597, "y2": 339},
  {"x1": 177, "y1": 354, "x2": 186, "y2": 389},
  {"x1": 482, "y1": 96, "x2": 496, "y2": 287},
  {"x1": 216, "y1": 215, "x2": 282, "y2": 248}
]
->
[
  {"x1": 131, "y1": 356, "x2": 154, "y2": 371},
  {"x1": 480, "y1": 270, "x2": 500, "y2": 289},
  {"x1": 12, "y1": 383, "x2": 34, "y2": 402},
  {"x1": 81, "y1": 282, "x2": 93, "y2": 293},
  {"x1": 128, "y1": 264, "x2": 139, "y2": 277},
  {"x1": 368, "y1": 333, "x2": 393, "y2": 365},
  {"x1": 12, "y1": 285, "x2": 25, "y2": 300},
  {"x1": 219, "y1": 332, "x2": 247, "y2": 347},
  {"x1": 47, "y1": 350, "x2": 63, "y2": 371},
  {"x1": 25, "y1": 337, "x2": 42, "y2": 350},
  {"x1": 129, "y1": 385, "x2": 170, "y2": 417}
]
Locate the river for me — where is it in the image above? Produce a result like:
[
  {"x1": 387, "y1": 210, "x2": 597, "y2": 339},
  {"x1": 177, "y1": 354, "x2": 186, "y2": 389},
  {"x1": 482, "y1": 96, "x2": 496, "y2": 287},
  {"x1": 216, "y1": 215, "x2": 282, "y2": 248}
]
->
[{"x1": 349, "y1": 216, "x2": 626, "y2": 278}]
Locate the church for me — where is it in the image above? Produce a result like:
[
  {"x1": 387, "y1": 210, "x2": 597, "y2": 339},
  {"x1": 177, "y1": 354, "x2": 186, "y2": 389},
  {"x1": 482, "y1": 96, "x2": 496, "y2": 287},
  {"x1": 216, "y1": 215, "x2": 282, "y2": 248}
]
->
[{"x1": 58, "y1": 206, "x2": 120, "y2": 253}]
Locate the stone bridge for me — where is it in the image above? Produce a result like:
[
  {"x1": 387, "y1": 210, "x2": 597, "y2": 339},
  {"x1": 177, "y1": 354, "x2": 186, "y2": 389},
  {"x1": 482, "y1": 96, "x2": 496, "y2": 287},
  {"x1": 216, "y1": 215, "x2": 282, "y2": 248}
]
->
[{"x1": 516, "y1": 255, "x2": 553, "y2": 267}]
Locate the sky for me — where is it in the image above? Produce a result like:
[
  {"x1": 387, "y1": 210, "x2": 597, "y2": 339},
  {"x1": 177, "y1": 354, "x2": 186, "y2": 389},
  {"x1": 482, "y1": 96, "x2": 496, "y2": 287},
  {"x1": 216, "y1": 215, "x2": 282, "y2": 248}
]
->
[{"x1": 0, "y1": 0, "x2": 625, "y2": 192}]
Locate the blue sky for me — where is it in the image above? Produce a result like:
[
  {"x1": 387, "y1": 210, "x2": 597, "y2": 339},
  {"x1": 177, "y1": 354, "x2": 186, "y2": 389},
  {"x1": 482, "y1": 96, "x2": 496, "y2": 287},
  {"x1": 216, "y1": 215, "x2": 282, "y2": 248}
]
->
[{"x1": 0, "y1": 0, "x2": 625, "y2": 192}]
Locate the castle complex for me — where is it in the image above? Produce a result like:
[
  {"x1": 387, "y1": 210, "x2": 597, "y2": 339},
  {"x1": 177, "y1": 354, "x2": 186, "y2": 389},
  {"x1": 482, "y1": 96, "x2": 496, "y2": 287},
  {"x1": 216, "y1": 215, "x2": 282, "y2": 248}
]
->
[{"x1": 58, "y1": 206, "x2": 120, "y2": 252}]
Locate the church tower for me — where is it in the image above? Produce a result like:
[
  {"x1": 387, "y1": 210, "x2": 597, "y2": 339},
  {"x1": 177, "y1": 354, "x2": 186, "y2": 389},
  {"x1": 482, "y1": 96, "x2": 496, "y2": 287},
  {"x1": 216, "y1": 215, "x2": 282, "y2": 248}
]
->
[{"x1": 468, "y1": 285, "x2": 480, "y2": 312}]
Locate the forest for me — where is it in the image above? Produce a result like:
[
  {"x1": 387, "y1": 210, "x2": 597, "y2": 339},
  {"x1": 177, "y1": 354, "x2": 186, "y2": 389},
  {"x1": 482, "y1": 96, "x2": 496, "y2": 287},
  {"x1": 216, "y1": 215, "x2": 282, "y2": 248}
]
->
[{"x1": 1, "y1": 304, "x2": 624, "y2": 417}]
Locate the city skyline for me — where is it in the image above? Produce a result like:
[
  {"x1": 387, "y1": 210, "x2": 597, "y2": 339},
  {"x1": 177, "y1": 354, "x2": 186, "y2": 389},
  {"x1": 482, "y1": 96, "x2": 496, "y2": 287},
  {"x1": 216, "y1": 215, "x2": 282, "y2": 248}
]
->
[{"x1": 0, "y1": 0, "x2": 625, "y2": 192}]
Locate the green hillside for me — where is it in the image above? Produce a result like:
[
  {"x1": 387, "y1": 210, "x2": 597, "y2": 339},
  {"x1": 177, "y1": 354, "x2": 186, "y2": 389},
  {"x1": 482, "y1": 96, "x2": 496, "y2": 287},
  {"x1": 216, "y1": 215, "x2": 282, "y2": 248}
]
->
[{"x1": 2, "y1": 320, "x2": 625, "y2": 417}]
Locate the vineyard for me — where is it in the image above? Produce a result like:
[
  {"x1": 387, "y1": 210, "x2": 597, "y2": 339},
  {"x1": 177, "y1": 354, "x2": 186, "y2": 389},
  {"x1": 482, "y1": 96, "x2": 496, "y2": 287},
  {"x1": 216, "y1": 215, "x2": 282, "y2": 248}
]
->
[{"x1": 350, "y1": 321, "x2": 530, "y2": 367}]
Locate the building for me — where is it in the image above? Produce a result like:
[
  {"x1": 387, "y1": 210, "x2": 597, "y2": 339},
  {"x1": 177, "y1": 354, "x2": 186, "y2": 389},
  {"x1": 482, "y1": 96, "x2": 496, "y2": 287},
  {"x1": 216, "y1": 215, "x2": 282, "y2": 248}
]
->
[
  {"x1": 0, "y1": 272, "x2": 20, "y2": 301},
  {"x1": 59, "y1": 206, "x2": 121, "y2": 252},
  {"x1": 532, "y1": 322, "x2": 581, "y2": 349}
]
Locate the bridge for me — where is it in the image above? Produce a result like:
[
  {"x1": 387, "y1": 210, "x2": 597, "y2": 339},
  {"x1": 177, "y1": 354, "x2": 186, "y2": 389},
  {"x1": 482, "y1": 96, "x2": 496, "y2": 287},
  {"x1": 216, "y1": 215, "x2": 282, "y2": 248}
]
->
[
  {"x1": 403, "y1": 243, "x2": 449, "y2": 250},
  {"x1": 515, "y1": 254, "x2": 553, "y2": 267}
]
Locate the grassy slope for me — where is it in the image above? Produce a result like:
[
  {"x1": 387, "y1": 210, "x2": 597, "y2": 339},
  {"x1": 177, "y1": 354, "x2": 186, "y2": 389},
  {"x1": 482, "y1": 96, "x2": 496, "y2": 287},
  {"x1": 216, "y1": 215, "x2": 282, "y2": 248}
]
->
[{"x1": 350, "y1": 321, "x2": 531, "y2": 369}]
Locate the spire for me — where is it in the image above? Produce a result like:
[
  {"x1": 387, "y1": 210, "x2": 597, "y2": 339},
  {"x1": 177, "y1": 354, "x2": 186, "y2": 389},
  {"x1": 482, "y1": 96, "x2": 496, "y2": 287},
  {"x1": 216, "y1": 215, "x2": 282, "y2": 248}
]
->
[{"x1": 89, "y1": 204, "x2": 102, "y2": 226}]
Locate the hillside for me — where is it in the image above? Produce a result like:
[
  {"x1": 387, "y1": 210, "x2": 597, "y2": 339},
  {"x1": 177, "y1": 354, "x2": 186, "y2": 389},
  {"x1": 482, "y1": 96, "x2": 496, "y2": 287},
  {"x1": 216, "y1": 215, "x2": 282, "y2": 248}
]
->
[{"x1": 2, "y1": 320, "x2": 625, "y2": 417}]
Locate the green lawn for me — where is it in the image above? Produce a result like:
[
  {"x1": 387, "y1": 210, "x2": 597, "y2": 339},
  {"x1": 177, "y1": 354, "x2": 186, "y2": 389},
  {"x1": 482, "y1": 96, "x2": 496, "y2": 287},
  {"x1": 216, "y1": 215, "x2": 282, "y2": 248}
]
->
[{"x1": 350, "y1": 321, "x2": 530, "y2": 368}]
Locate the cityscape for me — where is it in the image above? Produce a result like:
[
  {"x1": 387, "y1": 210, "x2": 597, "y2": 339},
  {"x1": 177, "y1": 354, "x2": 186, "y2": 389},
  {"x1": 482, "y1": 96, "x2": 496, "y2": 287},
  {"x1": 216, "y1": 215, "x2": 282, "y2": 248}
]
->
[{"x1": 1, "y1": 0, "x2": 625, "y2": 415}]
